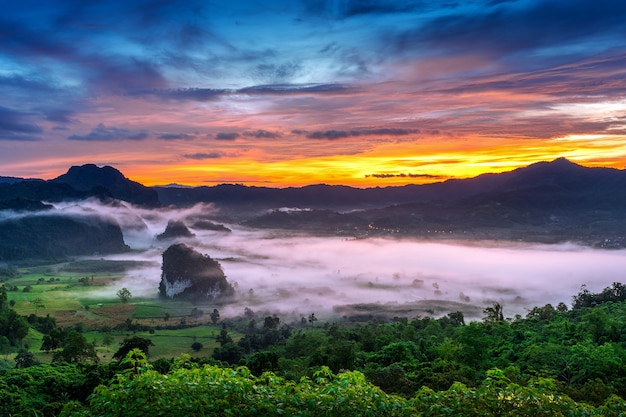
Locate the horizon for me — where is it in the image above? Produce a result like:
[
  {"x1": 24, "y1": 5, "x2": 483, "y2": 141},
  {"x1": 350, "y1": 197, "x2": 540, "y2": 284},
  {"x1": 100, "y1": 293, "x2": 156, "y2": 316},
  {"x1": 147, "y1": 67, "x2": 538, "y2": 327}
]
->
[
  {"x1": 2, "y1": 1, "x2": 626, "y2": 187},
  {"x1": 2, "y1": 156, "x2": 608, "y2": 190}
]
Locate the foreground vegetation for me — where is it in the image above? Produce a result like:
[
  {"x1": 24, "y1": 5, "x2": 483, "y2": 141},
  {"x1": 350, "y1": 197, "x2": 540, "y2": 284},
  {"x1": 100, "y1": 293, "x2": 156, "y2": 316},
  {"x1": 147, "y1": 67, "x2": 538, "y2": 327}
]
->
[{"x1": 3, "y1": 262, "x2": 626, "y2": 415}]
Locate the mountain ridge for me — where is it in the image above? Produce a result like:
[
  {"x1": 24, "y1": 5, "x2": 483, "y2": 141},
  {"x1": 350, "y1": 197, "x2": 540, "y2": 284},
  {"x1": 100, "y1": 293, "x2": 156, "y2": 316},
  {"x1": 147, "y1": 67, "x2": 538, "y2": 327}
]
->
[{"x1": 155, "y1": 158, "x2": 626, "y2": 211}]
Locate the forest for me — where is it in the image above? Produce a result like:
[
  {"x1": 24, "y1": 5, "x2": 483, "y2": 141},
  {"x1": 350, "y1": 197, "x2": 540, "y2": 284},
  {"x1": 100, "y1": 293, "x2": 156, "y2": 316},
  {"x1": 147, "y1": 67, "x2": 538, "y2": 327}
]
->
[{"x1": 2, "y1": 281, "x2": 626, "y2": 415}]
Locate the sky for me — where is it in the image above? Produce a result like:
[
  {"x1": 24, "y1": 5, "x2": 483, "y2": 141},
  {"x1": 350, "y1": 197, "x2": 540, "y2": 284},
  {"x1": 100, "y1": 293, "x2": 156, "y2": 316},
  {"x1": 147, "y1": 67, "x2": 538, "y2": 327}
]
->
[{"x1": 2, "y1": 0, "x2": 626, "y2": 187}]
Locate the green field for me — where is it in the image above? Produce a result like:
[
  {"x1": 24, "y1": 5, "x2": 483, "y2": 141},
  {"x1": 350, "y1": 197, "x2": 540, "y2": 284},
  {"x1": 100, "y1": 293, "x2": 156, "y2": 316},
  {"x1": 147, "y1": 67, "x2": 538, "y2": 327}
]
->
[{"x1": 1, "y1": 261, "x2": 239, "y2": 362}]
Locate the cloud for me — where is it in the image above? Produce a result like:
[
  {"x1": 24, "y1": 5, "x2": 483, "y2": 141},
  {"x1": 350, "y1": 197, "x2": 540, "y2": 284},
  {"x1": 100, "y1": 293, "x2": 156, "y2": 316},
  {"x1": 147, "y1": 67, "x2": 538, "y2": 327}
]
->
[
  {"x1": 68, "y1": 123, "x2": 149, "y2": 141},
  {"x1": 366, "y1": 173, "x2": 445, "y2": 179},
  {"x1": 243, "y1": 130, "x2": 282, "y2": 139},
  {"x1": 0, "y1": 17, "x2": 75, "y2": 59},
  {"x1": 42, "y1": 108, "x2": 76, "y2": 124},
  {"x1": 184, "y1": 152, "x2": 225, "y2": 160},
  {"x1": 388, "y1": 0, "x2": 626, "y2": 62},
  {"x1": 238, "y1": 83, "x2": 352, "y2": 95},
  {"x1": 145, "y1": 83, "x2": 354, "y2": 103},
  {"x1": 85, "y1": 56, "x2": 167, "y2": 94},
  {"x1": 157, "y1": 133, "x2": 196, "y2": 140},
  {"x1": 215, "y1": 132, "x2": 240, "y2": 140},
  {"x1": 146, "y1": 88, "x2": 229, "y2": 102},
  {"x1": 0, "y1": 106, "x2": 43, "y2": 141},
  {"x1": 253, "y1": 62, "x2": 303, "y2": 84},
  {"x1": 302, "y1": 127, "x2": 419, "y2": 140}
]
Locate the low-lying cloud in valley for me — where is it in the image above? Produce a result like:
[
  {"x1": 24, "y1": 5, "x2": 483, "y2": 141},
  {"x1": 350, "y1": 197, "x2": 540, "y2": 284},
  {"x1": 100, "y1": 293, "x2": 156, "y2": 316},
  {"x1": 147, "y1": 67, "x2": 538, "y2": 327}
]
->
[{"x1": 45, "y1": 201, "x2": 626, "y2": 321}]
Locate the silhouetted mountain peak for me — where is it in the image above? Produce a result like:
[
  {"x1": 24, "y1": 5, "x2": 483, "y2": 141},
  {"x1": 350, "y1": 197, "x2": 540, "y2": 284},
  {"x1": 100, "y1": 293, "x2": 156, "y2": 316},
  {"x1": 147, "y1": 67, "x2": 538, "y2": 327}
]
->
[
  {"x1": 525, "y1": 157, "x2": 582, "y2": 172},
  {"x1": 56, "y1": 164, "x2": 128, "y2": 190},
  {"x1": 53, "y1": 164, "x2": 160, "y2": 207}
]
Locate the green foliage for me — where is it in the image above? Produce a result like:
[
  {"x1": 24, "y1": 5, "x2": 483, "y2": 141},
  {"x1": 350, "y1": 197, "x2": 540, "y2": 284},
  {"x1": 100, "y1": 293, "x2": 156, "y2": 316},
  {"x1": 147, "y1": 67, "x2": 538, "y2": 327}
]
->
[
  {"x1": 572, "y1": 282, "x2": 626, "y2": 309},
  {"x1": 53, "y1": 331, "x2": 98, "y2": 363},
  {"x1": 0, "y1": 304, "x2": 29, "y2": 346},
  {"x1": 413, "y1": 370, "x2": 596, "y2": 416},
  {"x1": 113, "y1": 336, "x2": 154, "y2": 360},
  {"x1": 61, "y1": 353, "x2": 416, "y2": 417},
  {"x1": 0, "y1": 362, "x2": 92, "y2": 417},
  {"x1": 5, "y1": 282, "x2": 626, "y2": 415},
  {"x1": 116, "y1": 287, "x2": 132, "y2": 303},
  {"x1": 14, "y1": 348, "x2": 39, "y2": 368},
  {"x1": 0, "y1": 214, "x2": 129, "y2": 261}
]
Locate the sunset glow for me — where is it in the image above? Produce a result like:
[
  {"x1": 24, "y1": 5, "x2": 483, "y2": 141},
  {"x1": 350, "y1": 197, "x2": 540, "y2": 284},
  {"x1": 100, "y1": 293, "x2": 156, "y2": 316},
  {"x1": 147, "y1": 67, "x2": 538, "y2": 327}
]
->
[{"x1": 2, "y1": 1, "x2": 626, "y2": 186}]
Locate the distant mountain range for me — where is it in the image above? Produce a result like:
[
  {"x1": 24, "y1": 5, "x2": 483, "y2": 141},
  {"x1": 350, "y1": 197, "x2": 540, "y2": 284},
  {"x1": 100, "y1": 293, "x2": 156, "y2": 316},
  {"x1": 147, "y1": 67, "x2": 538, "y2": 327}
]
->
[
  {"x1": 0, "y1": 158, "x2": 625, "y2": 258},
  {"x1": 155, "y1": 157, "x2": 626, "y2": 210}
]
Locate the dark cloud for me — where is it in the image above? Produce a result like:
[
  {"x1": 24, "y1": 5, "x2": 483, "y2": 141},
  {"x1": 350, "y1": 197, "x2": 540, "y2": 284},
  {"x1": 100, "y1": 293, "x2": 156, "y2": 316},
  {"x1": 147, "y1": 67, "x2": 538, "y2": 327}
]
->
[
  {"x1": 366, "y1": 173, "x2": 444, "y2": 179},
  {"x1": 253, "y1": 62, "x2": 302, "y2": 83},
  {"x1": 390, "y1": 0, "x2": 626, "y2": 61},
  {"x1": 146, "y1": 88, "x2": 228, "y2": 102},
  {"x1": 0, "y1": 74, "x2": 59, "y2": 95},
  {"x1": 238, "y1": 83, "x2": 352, "y2": 95},
  {"x1": 0, "y1": 18, "x2": 75, "y2": 59},
  {"x1": 157, "y1": 133, "x2": 196, "y2": 140},
  {"x1": 340, "y1": 0, "x2": 423, "y2": 18},
  {"x1": 68, "y1": 124, "x2": 148, "y2": 141},
  {"x1": 184, "y1": 152, "x2": 224, "y2": 160},
  {"x1": 42, "y1": 109, "x2": 75, "y2": 124},
  {"x1": 307, "y1": 130, "x2": 351, "y2": 140},
  {"x1": 243, "y1": 130, "x2": 282, "y2": 139},
  {"x1": 439, "y1": 51, "x2": 626, "y2": 98},
  {"x1": 304, "y1": 127, "x2": 419, "y2": 140},
  {"x1": 0, "y1": 106, "x2": 43, "y2": 141},
  {"x1": 215, "y1": 132, "x2": 240, "y2": 140},
  {"x1": 85, "y1": 56, "x2": 167, "y2": 93},
  {"x1": 140, "y1": 83, "x2": 354, "y2": 103}
]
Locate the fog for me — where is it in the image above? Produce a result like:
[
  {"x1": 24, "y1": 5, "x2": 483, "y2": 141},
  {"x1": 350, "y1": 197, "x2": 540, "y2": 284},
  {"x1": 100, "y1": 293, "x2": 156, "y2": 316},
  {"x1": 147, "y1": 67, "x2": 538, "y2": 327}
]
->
[{"x1": 45, "y1": 201, "x2": 626, "y2": 321}]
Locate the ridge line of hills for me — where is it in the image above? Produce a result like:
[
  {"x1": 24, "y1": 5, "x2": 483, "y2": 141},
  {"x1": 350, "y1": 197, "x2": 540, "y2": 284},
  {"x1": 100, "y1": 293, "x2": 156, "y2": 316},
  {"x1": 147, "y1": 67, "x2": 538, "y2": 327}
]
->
[
  {"x1": 2, "y1": 157, "x2": 624, "y2": 210},
  {"x1": 1, "y1": 158, "x2": 626, "y2": 259}
]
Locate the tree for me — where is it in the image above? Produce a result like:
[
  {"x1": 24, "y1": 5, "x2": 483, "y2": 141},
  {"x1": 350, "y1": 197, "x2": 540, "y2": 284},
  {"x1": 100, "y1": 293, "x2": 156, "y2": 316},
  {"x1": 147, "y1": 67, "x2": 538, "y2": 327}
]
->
[
  {"x1": 483, "y1": 302, "x2": 504, "y2": 323},
  {"x1": 0, "y1": 285, "x2": 7, "y2": 310},
  {"x1": 30, "y1": 297, "x2": 44, "y2": 313},
  {"x1": 216, "y1": 329, "x2": 232, "y2": 346},
  {"x1": 102, "y1": 334, "x2": 115, "y2": 352},
  {"x1": 14, "y1": 348, "x2": 39, "y2": 368},
  {"x1": 40, "y1": 328, "x2": 63, "y2": 352},
  {"x1": 0, "y1": 336, "x2": 11, "y2": 359},
  {"x1": 0, "y1": 309, "x2": 29, "y2": 346},
  {"x1": 116, "y1": 287, "x2": 132, "y2": 303},
  {"x1": 53, "y1": 331, "x2": 98, "y2": 363},
  {"x1": 113, "y1": 336, "x2": 154, "y2": 359},
  {"x1": 447, "y1": 311, "x2": 465, "y2": 326},
  {"x1": 191, "y1": 342, "x2": 203, "y2": 351},
  {"x1": 210, "y1": 308, "x2": 220, "y2": 324}
]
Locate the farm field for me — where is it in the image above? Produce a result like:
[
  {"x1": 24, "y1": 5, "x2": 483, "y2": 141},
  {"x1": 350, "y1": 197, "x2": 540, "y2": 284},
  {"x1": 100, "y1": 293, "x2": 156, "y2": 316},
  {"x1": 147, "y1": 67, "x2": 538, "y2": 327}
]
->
[{"x1": 1, "y1": 260, "x2": 238, "y2": 362}]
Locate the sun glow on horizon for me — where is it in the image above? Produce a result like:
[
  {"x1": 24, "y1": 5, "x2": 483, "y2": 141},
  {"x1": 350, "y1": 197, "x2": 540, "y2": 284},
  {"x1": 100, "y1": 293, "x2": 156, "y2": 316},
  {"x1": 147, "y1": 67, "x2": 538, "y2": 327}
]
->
[{"x1": 115, "y1": 133, "x2": 626, "y2": 188}]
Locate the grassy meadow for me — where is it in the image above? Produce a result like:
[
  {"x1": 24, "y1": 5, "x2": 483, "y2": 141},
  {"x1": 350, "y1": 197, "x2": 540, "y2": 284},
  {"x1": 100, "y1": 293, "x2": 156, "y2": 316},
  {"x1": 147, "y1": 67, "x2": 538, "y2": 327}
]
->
[{"x1": 2, "y1": 260, "x2": 237, "y2": 362}]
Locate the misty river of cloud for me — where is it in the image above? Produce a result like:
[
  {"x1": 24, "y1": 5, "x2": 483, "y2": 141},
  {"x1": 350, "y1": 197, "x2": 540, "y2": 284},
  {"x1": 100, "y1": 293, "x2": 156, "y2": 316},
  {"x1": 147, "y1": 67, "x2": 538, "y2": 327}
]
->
[{"x1": 52, "y1": 200, "x2": 626, "y2": 321}]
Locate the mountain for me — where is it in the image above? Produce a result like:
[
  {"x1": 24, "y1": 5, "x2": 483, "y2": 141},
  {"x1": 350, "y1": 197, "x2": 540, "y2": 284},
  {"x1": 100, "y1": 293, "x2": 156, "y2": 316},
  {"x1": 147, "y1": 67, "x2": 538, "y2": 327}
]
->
[
  {"x1": 156, "y1": 158, "x2": 626, "y2": 211},
  {"x1": 2, "y1": 158, "x2": 626, "y2": 253},
  {"x1": 52, "y1": 164, "x2": 160, "y2": 207},
  {"x1": 0, "y1": 179, "x2": 112, "y2": 205},
  {"x1": 0, "y1": 176, "x2": 24, "y2": 184},
  {"x1": 0, "y1": 214, "x2": 129, "y2": 261},
  {"x1": 240, "y1": 159, "x2": 626, "y2": 247}
]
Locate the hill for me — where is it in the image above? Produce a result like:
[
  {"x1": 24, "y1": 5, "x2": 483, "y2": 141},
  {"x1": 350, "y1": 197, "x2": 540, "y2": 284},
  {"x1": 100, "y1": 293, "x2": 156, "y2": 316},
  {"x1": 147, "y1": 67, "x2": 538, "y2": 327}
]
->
[
  {"x1": 0, "y1": 214, "x2": 129, "y2": 261},
  {"x1": 241, "y1": 159, "x2": 626, "y2": 246},
  {"x1": 52, "y1": 164, "x2": 159, "y2": 207}
]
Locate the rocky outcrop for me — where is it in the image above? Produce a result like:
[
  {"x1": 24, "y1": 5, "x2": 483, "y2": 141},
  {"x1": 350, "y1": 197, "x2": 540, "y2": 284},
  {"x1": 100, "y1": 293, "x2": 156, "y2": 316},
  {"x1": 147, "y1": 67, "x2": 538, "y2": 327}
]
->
[
  {"x1": 159, "y1": 243, "x2": 234, "y2": 301},
  {"x1": 156, "y1": 220, "x2": 195, "y2": 240}
]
